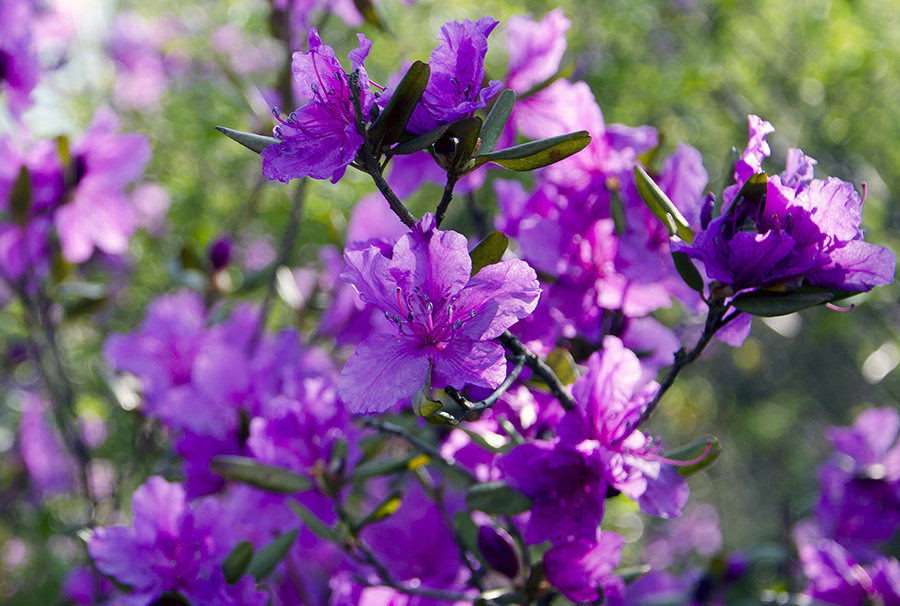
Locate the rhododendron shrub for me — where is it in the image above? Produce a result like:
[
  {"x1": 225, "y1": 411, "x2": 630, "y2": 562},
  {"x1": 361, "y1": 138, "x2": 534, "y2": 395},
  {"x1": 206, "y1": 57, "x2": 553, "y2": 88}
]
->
[{"x1": 1, "y1": 2, "x2": 898, "y2": 606}]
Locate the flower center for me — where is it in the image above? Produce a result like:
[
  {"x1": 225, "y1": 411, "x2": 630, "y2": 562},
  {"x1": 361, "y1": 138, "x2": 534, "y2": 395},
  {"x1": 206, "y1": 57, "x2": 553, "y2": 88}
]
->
[{"x1": 386, "y1": 286, "x2": 474, "y2": 348}]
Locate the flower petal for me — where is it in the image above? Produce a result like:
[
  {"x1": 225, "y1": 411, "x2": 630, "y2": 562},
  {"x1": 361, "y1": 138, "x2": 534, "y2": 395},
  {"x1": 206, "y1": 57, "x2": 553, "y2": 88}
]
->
[{"x1": 339, "y1": 334, "x2": 430, "y2": 414}]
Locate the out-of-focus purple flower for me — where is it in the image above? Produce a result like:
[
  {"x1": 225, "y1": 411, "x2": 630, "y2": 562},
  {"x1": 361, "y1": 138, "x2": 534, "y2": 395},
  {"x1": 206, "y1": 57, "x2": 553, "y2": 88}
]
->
[
  {"x1": 816, "y1": 407, "x2": 900, "y2": 543},
  {"x1": 679, "y1": 115, "x2": 895, "y2": 297},
  {"x1": 130, "y1": 182, "x2": 170, "y2": 236},
  {"x1": 543, "y1": 532, "x2": 626, "y2": 604},
  {"x1": 88, "y1": 477, "x2": 266, "y2": 606},
  {"x1": 406, "y1": 18, "x2": 503, "y2": 134},
  {"x1": 339, "y1": 213, "x2": 540, "y2": 414},
  {"x1": 208, "y1": 235, "x2": 232, "y2": 271},
  {"x1": 0, "y1": 0, "x2": 40, "y2": 115},
  {"x1": 62, "y1": 566, "x2": 114, "y2": 605},
  {"x1": 107, "y1": 12, "x2": 174, "y2": 111},
  {"x1": 18, "y1": 393, "x2": 77, "y2": 497},
  {"x1": 262, "y1": 28, "x2": 373, "y2": 183},
  {"x1": 54, "y1": 109, "x2": 151, "y2": 263}
]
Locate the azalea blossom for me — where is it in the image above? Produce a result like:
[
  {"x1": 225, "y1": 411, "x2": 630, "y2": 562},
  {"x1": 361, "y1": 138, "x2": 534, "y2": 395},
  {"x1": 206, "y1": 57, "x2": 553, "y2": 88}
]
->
[
  {"x1": 262, "y1": 28, "x2": 373, "y2": 183},
  {"x1": 679, "y1": 115, "x2": 895, "y2": 296},
  {"x1": 339, "y1": 213, "x2": 540, "y2": 414}
]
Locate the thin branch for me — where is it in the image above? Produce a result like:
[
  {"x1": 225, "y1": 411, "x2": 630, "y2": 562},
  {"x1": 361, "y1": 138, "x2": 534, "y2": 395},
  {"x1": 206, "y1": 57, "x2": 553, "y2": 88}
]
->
[
  {"x1": 444, "y1": 353, "x2": 526, "y2": 414},
  {"x1": 361, "y1": 417, "x2": 478, "y2": 483},
  {"x1": 348, "y1": 71, "x2": 417, "y2": 229},
  {"x1": 618, "y1": 301, "x2": 739, "y2": 442},
  {"x1": 498, "y1": 331, "x2": 575, "y2": 411},
  {"x1": 435, "y1": 172, "x2": 459, "y2": 228}
]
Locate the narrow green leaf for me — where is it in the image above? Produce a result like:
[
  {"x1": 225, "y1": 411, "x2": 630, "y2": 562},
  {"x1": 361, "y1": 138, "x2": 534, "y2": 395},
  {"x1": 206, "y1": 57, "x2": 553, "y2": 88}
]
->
[
  {"x1": 479, "y1": 89, "x2": 516, "y2": 154},
  {"x1": 475, "y1": 130, "x2": 591, "y2": 171},
  {"x1": 460, "y1": 427, "x2": 512, "y2": 454},
  {"x1": 209, "y1": 455, "x2": 313, "y2": 494},
  {"x1": 10, "y1": 166, "x2": 31, "y2": 226},
  {"x1": 466, "y1": 482, "x2": 533, "y2": 515},
  {"x1": 246, "y1": 529, "x2": 299, "y2": 581},
  {"x1": 469, "y1": 232, "x2": 509, "y2": 276},
  {"x1": 453, "y1": 510, "x2": 485, "y2": 565},
  {"x1": 215, "y1": 126, "x2": 278, "y2": 155},
  {"x1": 665, "y1": 436, "x2": 721, "y2": 477},
  {"x1": 351, "y1": 455, "x2": 423, "y2": 481},
  {"x1": 671, "y1": 251, "x2": 704, "y2": 293},
  {"x1": 731, "y1": 287, "x2": 836, "y2": 317},
  {"x1": 222, "y1": 540, "x2": 254, "y2": 585},
  {"x1": 546, "y1": 348, "x2": 578, "y2": 385},
  {"x1": 369, "y1": 61, "x2": 430, "y2": 153},
  {"x1": 389, "y1": 122, "x2": 455, "y2": 156},
  {"x1": 289, "y1": 500, "x2": 342, "y2": 542},
  {"x1": 633, "y1": 165, "x2": 695, "y2": 243}
]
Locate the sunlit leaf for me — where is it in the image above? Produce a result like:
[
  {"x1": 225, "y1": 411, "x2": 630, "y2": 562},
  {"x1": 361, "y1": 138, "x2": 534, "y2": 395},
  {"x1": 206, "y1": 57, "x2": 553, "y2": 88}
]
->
[
  {"x1": 664, "y1": 436, "x2": 721, "y2": 477},
  {"x1": 479, "y1": 89, "x2": 516, "y2": 154},
  {"x1": 633, "y1": 165, "x2": 694, "y2": 243},
  {"x1": 469, "y1": 232, "x2": 509, "y2": 276},
  {"x1": 475, "y1": 130, "x2": 590, "y2": 171},
  {"x1": 215, "y1": 126, "x2": 278, "y2": 154}
]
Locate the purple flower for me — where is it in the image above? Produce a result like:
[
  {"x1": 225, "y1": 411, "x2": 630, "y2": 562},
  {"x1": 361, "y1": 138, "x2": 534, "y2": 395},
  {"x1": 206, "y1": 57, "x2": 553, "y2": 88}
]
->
[
  {"x1": 563, "y1": 336, "x2": 689, "y2": 518},
  {"x1": 406, "y1": 18, "x2": 504, "y2": 134},
  {"x1": 816, "y1": 407, "x2": 900, "y2": 543},
  {"x1": 262, "y1": 28, "x2": 373, "y2": 183},
  {"x1": 54, "y1": 109, "x2": 151, "y2": 263},
  {"x1": 18, "y1": 393, "x2": 77, "y2": 497},
  {"x1": 338, "y1": 213, "x2": 540, "y2": 414},
  {"x1": 0, "y1": 0, "x2": 40, "y2": 115},
  {"x1": 543, "y1": 533, "x2": 626, "y2": 604},
  {"x1": 680, "y1": 115, "x2": 895, "y2": 296},
  {"x1": 88, "y1": 477, "x2": 266, "y2": 605}
]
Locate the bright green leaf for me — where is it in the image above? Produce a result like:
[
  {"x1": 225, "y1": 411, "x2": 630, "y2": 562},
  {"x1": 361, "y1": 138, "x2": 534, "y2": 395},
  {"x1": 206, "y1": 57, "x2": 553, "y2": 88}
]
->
[
  {"x1": 350, "y1": 455, "x2": 423, "y2": 481},
  {"x1": 665, "y1": 436, "x2": 721, "y2": 477},
  {"x1": 215, "y1": 126, "x2": 278, "y2": 154},
  {"x1": 475, "y1": 130, "x2": 591, "y2": 171},
  {"x1": 633, "y1": 165, "x2": 694, "y2": 243},
  {"x1": 209, "y1": 455, "x2": 313, "y2": 494},
  {"x1": 546, "y1": 348, "x2": 578, "y2": 385},
  {"x1": 246, "y1": 529, "x2": 298, "y2": 581},
  {"x1": 616, "y1": 564, "x2": 652, "y2": 584},
  {"x1": 469, "y1": 232, "x2": 509, "y2": 276},
  {"x1": 466, "y1": 482, "x2": 533, "y2": 515}
]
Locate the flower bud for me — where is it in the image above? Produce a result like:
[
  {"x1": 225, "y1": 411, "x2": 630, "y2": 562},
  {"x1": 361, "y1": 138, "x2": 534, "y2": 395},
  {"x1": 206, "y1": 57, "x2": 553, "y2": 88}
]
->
[
  {"x1": 208, "y1": 236, "x2": 232, "y2": 271},
  {"x1": 477, "y1": 524, "x2": 520, "y2": 579}
]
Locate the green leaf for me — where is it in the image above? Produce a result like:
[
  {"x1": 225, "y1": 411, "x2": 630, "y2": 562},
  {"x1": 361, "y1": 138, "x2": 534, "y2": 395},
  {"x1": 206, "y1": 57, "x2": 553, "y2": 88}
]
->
[
  {"x1": 10, "y1": 166, "x2": 31, "y2": 226},
  {"x1": 350, "y1": 455, "x2": 425, "y2": 481},
  {"x1": 369, "y1": 61, "x2": 430, "y2": 154},
  {"x1": 546, "y1": 348, "x2": 578, "y2": 385},
  {"x1": 460, "y1": 427, "x2": 512, "y2": 454},
  {"x1": 616, "y1": 564, "x2": 652, "y2": 584},
  {"x1": 731, "y1": 287, "x2": 838, "y2": 317},
  {"x1": 671, "y1": 251, "x2": 704, "y2": 293},
  {"x1": 453, "y1": 510, "x2": 486, "y2": 565},
  {"x1": 469, "y1": 232, "x2": 509, "y2": 276},
  {"x1": 466, "y1": 482, "x2": 533, "y2": 515},
  {"x1": 389, "y1": 121, "x2": 455, "y2": 156},
  {"x1": 479, "y1": 89, "x2": 516, "y2": 154},
  {"x1": 633, "y1": 165, "x2": 695, "y2": 243},
  {"x1": 475, "y1": 130, "x2": 591, "y2": 171},
  {"x1": 289, "y1": 500, "x2": 342, "y2": 542},
  {"x1": 215, "y1": 126, "x2": 278, "y2": 154},
  {"x1": 664, "y1": 436, "x2": 721, "y2": 477},
  {"x1": 222, "y1": 540, "x2": 254, "y2": 585},
  {"x1": 209, "y1": 455, "x2": 313, "y2": 494},
  {"x1": 246, "y1": 529, "x2": 298, "y2": 581},
  {"x1": 352, "y1": 0, "x2": 385, "y2": 30}
]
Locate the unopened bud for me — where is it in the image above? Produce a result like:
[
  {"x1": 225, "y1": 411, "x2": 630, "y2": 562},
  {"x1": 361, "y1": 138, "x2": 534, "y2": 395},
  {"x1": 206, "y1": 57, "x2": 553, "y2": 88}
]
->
[{"x1": 477, "y1": 525, "x2": 520, "y2": 579}]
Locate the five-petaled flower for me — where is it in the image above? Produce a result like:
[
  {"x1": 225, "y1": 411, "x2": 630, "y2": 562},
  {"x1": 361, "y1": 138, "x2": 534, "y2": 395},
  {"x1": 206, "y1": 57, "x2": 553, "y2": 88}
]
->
[
  {"x1": 338, "y1": 213, "x2": 540, "y2": 414},
  {"x1": 262, "y1": 28, "x2": 374, "y2": 184}
]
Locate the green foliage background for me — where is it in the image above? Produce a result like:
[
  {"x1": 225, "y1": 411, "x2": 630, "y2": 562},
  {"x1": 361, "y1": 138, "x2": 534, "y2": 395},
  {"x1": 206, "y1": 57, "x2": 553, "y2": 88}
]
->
[{"x1": 1, "y1": 0, "x2": 899, "y2": 602}]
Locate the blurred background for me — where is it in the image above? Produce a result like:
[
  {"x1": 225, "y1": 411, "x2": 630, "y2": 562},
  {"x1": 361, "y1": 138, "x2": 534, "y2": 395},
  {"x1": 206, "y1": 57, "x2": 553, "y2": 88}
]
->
[{"x1": 1, "y1": 0, "x2": 898, "y2": 602}]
